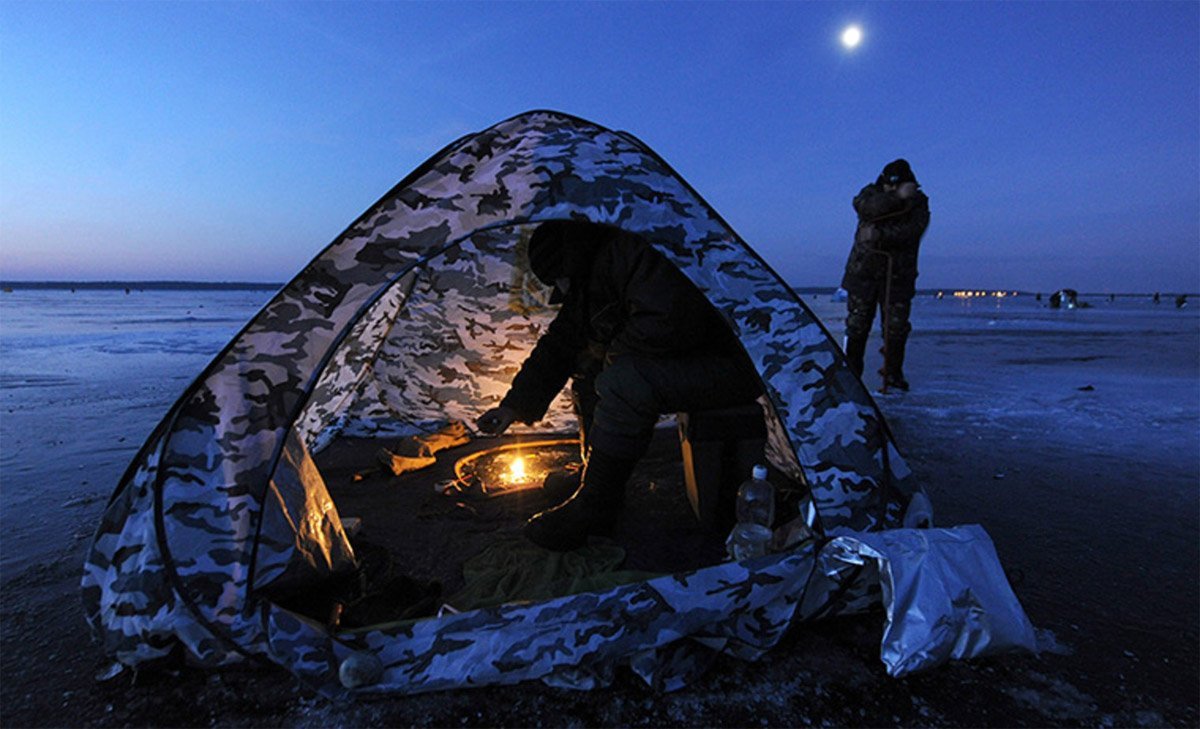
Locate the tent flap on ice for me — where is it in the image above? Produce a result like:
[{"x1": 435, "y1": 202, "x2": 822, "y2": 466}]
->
[{"x1": 82, "y1": 110, "x2": 1035, "y2": 696}]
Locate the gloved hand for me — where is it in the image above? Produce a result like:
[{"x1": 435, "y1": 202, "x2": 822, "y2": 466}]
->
[{"x1": 476, "y1": 406, "x2": 518, "y2": 435}]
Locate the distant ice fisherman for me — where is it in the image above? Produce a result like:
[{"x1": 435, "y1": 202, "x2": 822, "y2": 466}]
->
[{"x1": 840, "y1": 159, "x2": 931, "y2": 391}]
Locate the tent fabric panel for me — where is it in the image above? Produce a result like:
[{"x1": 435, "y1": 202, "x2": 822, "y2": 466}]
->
[
  {"x1": 344, "y1": 545, "x2": 820, "y2": 695},
  {"x1": 798, "y1": 536, "x2": 883, "y2": 620},
  {"x1": 627, "y1": 639, "x2": 722, "y2": 693},
  {"x1": 251, "y1": 429, "x2": 356, "y2": 594},
  {"x1": 80, "y1": 435, "x2": 247, "y2": 669},
  {"x1": 297, "y1": 269, "x2": 417, "y2": 452},
  {"x1": 151, "y1": 281, "x2": 384, "y2": 659},
  {"x1": 340, "y1": 229, "x2": 578, "y2": 438},
  {"x1": 264, "y1": 527, "x2": 1030, "y2": 695},
  {"x1": 81, "y1": 437, "x2": 183, "y2": 666},
  {"x1": 265, "y1": 603, "x2": 353, "y2": 700}
]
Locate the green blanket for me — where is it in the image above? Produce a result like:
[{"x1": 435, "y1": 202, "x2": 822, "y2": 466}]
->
[{"x1": 447, "y1": 537, "x2": 659, "y2": 611}]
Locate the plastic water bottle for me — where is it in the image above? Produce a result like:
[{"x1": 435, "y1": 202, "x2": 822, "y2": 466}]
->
[{"x1": 726, "y1": 464, "x2": 775, "y2": 561}]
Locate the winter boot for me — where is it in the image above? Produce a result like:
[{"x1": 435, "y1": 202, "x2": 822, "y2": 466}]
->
[
  {"x1": 843, "y1": 336, "x2": 868, "y2": 377},
  {"x1": 882, "y1": 337, "x2": 910, "y2": 391},
  {"x1": 524, "y1": 449, "x2": 636, "y2": 551}
]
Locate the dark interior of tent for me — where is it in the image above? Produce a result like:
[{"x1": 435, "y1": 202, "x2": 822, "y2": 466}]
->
[{"x1": 269, "y1": 221, "x2": 803, "y2": 632}]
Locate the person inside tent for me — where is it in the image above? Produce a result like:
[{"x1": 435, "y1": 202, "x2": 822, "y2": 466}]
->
[
  {"x1": 840, "y1": 158, "x2": 931, "y2": 391},
  {"x1": 476, "y1": 220, "x2": 762, "y2": 551}
]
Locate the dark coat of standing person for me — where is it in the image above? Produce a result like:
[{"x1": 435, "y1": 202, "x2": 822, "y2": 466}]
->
[
  {"x1": 840, "y1": 159, "x2": 931, "y2": 390},
  {"x1": 476, "y1": 221, "x2": 761, "y2": 551}
]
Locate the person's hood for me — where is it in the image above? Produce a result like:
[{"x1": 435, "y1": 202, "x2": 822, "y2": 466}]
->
[
  {"x1": 877, "y1": 159, "x2": 917, "y2": 186},
  {"x1": 527, "y1": 220, "x2": 608, "y2": 302}
]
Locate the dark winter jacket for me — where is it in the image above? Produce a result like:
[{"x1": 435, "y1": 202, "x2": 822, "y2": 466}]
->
[
  {"x1": 840, "y1": 183, "x2": 930, "y2": 300},
  {"x1": 501, "y1": 228, "x2": 740, "y2": 423}
]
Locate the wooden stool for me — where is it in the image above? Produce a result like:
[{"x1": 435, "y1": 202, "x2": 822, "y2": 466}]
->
[{"x1": 677, "y1": 403, "x2": 767, "y2": 532}]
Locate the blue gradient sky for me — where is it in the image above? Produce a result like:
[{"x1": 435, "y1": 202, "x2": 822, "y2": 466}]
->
[{"x1": 1, "y1": 1, "x2": 1197, "y2": 292}]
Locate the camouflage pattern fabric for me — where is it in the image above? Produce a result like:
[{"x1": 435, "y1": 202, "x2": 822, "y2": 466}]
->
[
  {"x1": 268, "y1": 536, "x2": 880, "y2": 698},
  {"x1": 333, "y1": 228, "x2": 580, "y2": 440},
  {"x1": 82, "y1": 110, "x2": 920, "y2": 695}
]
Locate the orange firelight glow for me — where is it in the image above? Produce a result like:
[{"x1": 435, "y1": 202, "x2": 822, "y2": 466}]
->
[
  {"x1": 453, "y1": 439, "x2": 579, "y2": 495},
  {"x1": 508, "y1": 456, "x2": 527, "y2": 483}
]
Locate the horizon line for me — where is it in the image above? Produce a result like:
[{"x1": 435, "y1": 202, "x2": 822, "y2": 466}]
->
[{"x1": 1, "y1": 280, "x2": 1196, "y2": 297}]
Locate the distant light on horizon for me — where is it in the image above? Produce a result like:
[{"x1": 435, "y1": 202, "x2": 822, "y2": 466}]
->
[
  {"x1": 841, "y1": 25, "x2": 863, "y2": 50},
  {"x1": 951, "y1": 290, "x2": 1020, "y2": 299}
]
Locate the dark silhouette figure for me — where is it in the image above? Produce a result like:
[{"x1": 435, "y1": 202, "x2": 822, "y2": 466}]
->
[
  {"x1": 840, "y1": 159, "x2": 931, "y2": 391},
  {"x1": 476, "y1": 221, "x2": 760, "y2": 551}
]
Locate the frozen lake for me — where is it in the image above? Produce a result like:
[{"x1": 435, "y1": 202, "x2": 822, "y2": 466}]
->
[
  {"x1": 1, "y1": 286, "x2": 1196, "y2": 581},
  {"x1": 0, "y1": 287, "x2": 277, "y2": 580}
]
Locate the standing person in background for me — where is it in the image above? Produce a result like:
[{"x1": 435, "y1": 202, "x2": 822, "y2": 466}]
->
[{"x1": 840, "y1": 159, "x2": 931, "y2": 391}]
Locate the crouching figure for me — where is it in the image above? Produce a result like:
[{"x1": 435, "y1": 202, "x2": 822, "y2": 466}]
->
[{"x1": 476, "y1": 221, "x2": 761, "y2": 551}]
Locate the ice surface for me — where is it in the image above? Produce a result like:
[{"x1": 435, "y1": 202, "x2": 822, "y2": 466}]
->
[
  {"x1": 0, "y1": 288, "x2": 274, "y2": 578},
  {"x1": 0, "y1": 287, "x2": 1196, "y2": 584}
]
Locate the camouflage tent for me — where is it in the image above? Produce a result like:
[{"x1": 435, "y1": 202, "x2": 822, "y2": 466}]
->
[{"x1": 82, "y1": 111, "x2": 1036, "y2": 697}]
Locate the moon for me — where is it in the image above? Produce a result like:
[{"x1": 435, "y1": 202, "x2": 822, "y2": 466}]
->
[{"x1": 841, "y1": 25, "x2": 863, "y2": 50}]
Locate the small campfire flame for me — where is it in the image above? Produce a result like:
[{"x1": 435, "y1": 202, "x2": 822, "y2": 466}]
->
[{"x1": 507, "y1": 455, "x2": 528, "y2": 483}]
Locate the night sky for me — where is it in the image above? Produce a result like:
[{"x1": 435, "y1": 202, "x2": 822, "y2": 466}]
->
[{"x1": 1, "y1": 1, "x2": 1196, "y2": 292}]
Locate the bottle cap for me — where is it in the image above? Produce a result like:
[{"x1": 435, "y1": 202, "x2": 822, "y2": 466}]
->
[{"x1": 752, "y1": 464, "x2": 768, "y2": 480}]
